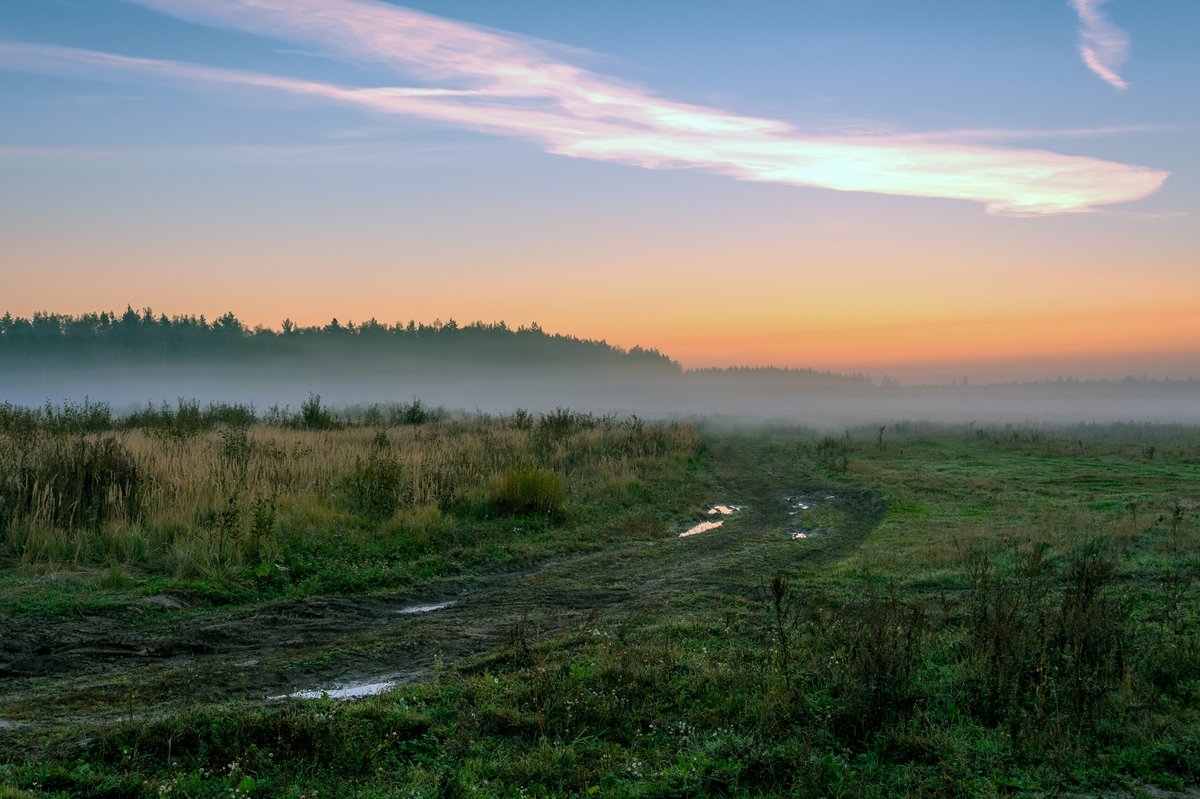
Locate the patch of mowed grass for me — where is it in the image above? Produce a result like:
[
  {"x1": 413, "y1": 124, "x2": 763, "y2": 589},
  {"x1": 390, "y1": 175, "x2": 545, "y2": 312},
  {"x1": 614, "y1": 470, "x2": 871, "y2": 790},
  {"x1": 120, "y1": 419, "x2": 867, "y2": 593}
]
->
[{"x1": 800, "y1": 421, "x2": 1200, "y2": 583}]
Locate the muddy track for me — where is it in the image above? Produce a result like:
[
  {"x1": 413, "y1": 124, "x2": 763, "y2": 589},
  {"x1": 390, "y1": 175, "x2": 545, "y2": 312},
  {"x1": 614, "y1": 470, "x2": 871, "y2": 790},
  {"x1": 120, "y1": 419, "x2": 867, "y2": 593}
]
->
[{"x1": 0, "y1": 441, "x2": 886, "y2": 730}]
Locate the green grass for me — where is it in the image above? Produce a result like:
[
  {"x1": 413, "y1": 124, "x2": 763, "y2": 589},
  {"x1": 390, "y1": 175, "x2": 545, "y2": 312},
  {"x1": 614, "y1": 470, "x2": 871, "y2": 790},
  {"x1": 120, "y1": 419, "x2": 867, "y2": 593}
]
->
[{"x1": 2, "y1": 418, "x2": 1199, "y2": 796}]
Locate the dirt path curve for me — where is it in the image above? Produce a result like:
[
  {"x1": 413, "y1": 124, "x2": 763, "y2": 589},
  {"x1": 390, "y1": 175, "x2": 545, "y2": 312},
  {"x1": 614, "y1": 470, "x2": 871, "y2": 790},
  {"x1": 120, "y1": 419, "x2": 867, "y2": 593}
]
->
[{"x1": 0, "y1": 437, "x2": 886, "y2": 729}]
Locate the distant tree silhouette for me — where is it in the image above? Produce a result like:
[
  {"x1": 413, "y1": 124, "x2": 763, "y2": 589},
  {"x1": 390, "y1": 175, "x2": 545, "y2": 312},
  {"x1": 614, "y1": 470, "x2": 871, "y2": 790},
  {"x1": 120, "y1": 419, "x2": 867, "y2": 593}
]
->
[{"x1": 0, "y1": 306, "x2": 681, "y2": 374}]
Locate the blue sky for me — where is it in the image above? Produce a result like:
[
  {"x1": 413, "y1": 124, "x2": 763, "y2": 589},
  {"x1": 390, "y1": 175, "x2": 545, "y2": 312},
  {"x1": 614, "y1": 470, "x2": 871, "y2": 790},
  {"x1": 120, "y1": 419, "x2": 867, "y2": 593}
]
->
[{"x1": 1, "y1": 0, "x2": 1197, "y2": 380}]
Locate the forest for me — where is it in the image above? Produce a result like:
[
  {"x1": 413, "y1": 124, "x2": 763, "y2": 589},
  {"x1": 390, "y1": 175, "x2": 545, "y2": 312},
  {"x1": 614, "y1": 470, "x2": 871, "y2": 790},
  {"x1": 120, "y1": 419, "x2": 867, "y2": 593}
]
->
[{"x1": 0, "y1": 307, "x2": 678, "y2": 372}]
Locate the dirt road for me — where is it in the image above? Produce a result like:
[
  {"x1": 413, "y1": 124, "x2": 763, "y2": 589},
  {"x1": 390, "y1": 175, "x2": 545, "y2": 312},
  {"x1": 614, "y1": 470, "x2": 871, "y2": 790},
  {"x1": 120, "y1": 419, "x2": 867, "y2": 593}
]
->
[{"x1": 0, "y1": 439, "x2": 885, "y2": 731}]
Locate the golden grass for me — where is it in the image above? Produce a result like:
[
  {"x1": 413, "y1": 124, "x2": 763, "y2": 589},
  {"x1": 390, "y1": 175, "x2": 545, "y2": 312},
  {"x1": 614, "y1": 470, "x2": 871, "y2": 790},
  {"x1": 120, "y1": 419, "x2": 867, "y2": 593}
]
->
[{"x1": 1, "y1": 417, "x2": 701, "y2": 576}]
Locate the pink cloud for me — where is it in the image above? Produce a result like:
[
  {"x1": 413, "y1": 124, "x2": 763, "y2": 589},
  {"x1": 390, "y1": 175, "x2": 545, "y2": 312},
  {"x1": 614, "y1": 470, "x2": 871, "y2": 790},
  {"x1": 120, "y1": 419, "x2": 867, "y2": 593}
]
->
[
  {"x1": 0, "y1": 0, "x2": 1167, "y2": 214},
  {"x1": 1070, "y1": 0, "x2": 1131, "y2": 90}
]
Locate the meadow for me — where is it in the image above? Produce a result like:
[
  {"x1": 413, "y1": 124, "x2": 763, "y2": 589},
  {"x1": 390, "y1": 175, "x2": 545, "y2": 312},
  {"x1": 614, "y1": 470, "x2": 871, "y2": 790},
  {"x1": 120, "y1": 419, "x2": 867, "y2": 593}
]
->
[{"x1": 0, "y1": 401, "x2": 1198, "y2": 797}]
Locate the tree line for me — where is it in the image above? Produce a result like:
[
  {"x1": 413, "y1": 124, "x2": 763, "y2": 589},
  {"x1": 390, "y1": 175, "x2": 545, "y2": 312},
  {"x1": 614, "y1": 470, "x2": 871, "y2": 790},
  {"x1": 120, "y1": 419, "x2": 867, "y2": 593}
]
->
[{"x1": 0, "y1": 307, "x2": 679, "y2": 372}]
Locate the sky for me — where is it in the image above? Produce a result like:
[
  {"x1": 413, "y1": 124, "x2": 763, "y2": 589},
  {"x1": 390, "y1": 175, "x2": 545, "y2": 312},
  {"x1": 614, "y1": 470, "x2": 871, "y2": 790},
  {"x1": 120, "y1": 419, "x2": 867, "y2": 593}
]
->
[{"x1": 1, "y1": 0, "x2": 1197, "y2": 383}]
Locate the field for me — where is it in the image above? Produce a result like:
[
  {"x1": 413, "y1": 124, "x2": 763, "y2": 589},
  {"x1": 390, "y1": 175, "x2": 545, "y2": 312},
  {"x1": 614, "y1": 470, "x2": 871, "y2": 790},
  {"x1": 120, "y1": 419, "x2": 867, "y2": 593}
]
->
[{"x1": 1, "y1": 402, "x2": 1198, "y2": 797}]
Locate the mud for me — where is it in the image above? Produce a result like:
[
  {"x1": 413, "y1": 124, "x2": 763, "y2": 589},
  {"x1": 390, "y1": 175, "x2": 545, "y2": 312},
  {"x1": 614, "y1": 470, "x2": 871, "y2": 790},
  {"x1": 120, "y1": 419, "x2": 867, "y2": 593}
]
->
[
  {"x1": 0, "y1": 442, "x2": 887, "y2": 731},
  {"x1": 278, "y1": 678, "x2": 403, "y2": 700},
  {"x1": 397, "y1": 600, "x2": 458, "y2": 614}
]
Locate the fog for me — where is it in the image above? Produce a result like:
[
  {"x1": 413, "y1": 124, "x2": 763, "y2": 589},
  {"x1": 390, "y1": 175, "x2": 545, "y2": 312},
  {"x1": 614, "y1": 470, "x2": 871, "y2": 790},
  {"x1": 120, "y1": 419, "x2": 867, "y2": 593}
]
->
[{"x1": 5, "y1": 360, "x2": 1199, "y2": 427}]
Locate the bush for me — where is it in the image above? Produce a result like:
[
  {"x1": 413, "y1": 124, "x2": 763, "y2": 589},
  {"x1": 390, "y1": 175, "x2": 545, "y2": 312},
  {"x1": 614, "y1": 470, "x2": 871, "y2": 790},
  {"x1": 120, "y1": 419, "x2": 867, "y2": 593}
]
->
[
  {"x1": 826, "y1": 583, "x2": 928, "y2": 744},
  {"x1": 123, "y1": 400, "x2": 257, "y2": 438},
  {"x1": 42, "y1": 399, "x2": 114, "y2": 435},
  {"x1": 300, "y1": 394, "x2": 340, "y2": 430},
  {"x1": 489, "y1": 465, "x2": 566, "y2": 518},
  {"x1": 0, "y1": 402, "x2": 39, "y2": 437},
  {"x1": 342, "y1": 452, "x2": 407, "y2": 519},
  {"x1": 964, "y1": 539, "x2": 1129, "y2": 745},
  {"x1": 389, "y1": 399, "x2": 442, "y2": 426},
  {"x1": 0, "y1": 435, "x2": 142, "y2": 531},
  {"x1": 536, "y1": 408, "x2": 594, "y2": 440}
]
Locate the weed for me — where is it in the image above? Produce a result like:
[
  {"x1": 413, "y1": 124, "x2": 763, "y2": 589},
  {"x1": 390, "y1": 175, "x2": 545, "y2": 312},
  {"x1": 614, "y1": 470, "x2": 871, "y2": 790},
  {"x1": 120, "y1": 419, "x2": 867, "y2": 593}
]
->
[
  {"x1": 964, "y1": 538, "x2": 1130, "y2": 749},
  {"x1": 300, "y1": 393, "x2": 340, "y2": 430},
  {"x1": 342, "y1": 451, "x2": 407, "y2": 519},
  {"x1": 220, "y1": 426, "x2": 254, "y2": 472},
  {"x1": 815, "y1": 436, "x2": 849, "y2": 474},
  {"x1": 389, "y1": 398, "x2": 442, "y2": 426},
  {"x1": 827, "y1": 581, "x2": 928, "y2": 745},
  {"x1": 768, "y1": 572, "x2": 794, "y2": 690},
  {"x1": 0, "y1": 435, "x2": 141, "y2": 534},
  {"x1": 489, "y1": 464, "x2": 566, "y2": 518}
]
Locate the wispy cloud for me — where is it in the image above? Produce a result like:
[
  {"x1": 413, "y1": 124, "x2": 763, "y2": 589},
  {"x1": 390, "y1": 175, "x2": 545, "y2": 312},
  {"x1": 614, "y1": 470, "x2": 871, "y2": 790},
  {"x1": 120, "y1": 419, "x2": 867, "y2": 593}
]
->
[
  {"x1": 0, "y1": 0, "x2": 1167, "y2": 214},
  {"x1": 0, "y1": 141, "x2": 461, "y2": 168},
  {"x1": 1071, "y1": 0, "x2": 1131, "y2": 90}
]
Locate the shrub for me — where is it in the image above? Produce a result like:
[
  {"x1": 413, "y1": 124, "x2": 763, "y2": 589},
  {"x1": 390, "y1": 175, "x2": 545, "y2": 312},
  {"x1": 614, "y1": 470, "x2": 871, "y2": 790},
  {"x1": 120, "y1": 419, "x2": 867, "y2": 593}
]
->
[
  {"x1": 0, "y1": 402, "x2": 39, "y2": 437},
  {"x1": 342, "y1": 452, "x2": 407, "y2": 519},
  {"x1": 964, "y1": 539, "x2": 1129, "y2": 745},
  {"x1": 536, "y1": 408, "x2": 594, "y2": 440},
  {"x1": 0, "y1": 435, "x2": 142, "y2": 531},
  {"x1": 220, "y1": 426, "x2": 254, "y2": 472},
  {"x1": 203, "y1": 402, "x2": 256, "y2": 429},
  {"x1": 815, "y1": 436, "x2": 849, "y2": 474},
  {"x1": 827, "y1": 583, "x2": 928, "y2": 744},
  {"x1": 489, "y1": 465, "x2": 566, "y2": 517},
  {"x1": 42, "y1": 398, "x2": 114, "y2": 435},
  {"x1": 124, "y1": 400, "x2": 256, "y2": 438},
  {"x1": 389, "y1": 399, "x2": 442, "y2": 426},
  {"x1": 300, "y1": 393, "x2": 340, "y2": 430}
]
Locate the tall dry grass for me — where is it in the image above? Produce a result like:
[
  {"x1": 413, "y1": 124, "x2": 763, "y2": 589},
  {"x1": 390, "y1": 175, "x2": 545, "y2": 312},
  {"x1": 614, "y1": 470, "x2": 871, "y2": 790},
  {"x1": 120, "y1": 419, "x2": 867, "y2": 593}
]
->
[{"x1": 0, "y1": 414, "x2": 700, "y2": 578}]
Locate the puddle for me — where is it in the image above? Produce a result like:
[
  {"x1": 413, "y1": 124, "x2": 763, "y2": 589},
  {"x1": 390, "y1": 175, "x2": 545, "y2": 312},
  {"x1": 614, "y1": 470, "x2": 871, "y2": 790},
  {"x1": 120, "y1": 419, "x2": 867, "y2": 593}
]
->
[
  {"x1": 396, "y1": 600, "x2": 457, "y2": 615},
  {"x1": 276, "y1": 679, "x2": 397, "y2": 701},
  {"x1": 683, "y1": 503, "x2": 744, "y2": 537},
  {"x1": 785, "y1": 495, "x2": 812, "y2": 513},
  {"x1": 140, "y1": 594, "x2": 187, "y2": 610},
  {"x1": 680, "y1": 520, "x2": 724, "y2": 538}
]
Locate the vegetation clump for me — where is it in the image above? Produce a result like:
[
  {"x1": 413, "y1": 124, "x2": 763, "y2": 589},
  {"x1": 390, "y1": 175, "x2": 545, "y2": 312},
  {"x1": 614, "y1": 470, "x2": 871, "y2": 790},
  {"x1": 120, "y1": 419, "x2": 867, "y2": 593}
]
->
[
  {"x1": 0, "y1": 434, "x2": 141, "y2": 532},
  {"x1": 489, "y1": 464, "x2": 566, "y2": 518},
  {"x1": 0, "y1": 401, "x2": 698, "y2": 582}
]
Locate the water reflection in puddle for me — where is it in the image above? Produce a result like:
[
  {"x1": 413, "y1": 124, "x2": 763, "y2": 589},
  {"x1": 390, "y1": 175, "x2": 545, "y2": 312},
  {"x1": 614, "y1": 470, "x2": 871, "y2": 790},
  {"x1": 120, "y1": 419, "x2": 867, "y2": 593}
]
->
[
  {"x1": 786, "y1": 495, "x2": 811, "y2": 514},
  {"x1": 682, "y1": 504, "x2": 744, "y2": 537},
  {"x1": 277, "y1": 679, "x2": 396, "y2": 701},
  {"x1": 680, "y1": 520, "x2": 724, "y2": 537},
  {"x1": 396, "y1": 600, "x2": 457, "y2": 615}
]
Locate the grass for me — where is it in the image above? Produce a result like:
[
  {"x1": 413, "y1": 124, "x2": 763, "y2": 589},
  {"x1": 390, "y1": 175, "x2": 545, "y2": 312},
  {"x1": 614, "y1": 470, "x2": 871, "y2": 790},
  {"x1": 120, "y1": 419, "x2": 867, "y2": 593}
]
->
[
  {"x1": 1, "y1": 414, "x2": 1198, "y2": 796},
  {"x1": 0, "y1": 404, "x2": 701, "y2": 604}
]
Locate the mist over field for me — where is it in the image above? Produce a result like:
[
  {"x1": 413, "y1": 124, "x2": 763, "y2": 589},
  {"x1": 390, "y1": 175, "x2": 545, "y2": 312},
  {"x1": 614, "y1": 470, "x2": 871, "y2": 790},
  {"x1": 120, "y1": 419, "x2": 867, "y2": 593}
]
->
[
  {"x1": 6, "y1": 2, "x2": 1200, "y2": 795},
  {"x1": 3, "y1": 310, "x2": 1197, "y2": 425}
]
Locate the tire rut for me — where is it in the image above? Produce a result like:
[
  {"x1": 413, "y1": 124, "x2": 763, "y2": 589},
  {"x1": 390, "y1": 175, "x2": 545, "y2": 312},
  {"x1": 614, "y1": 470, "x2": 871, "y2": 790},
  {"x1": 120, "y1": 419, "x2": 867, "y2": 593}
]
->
[{"x1": 0, "y1": 443, "x2": 887, "y2": 729}]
